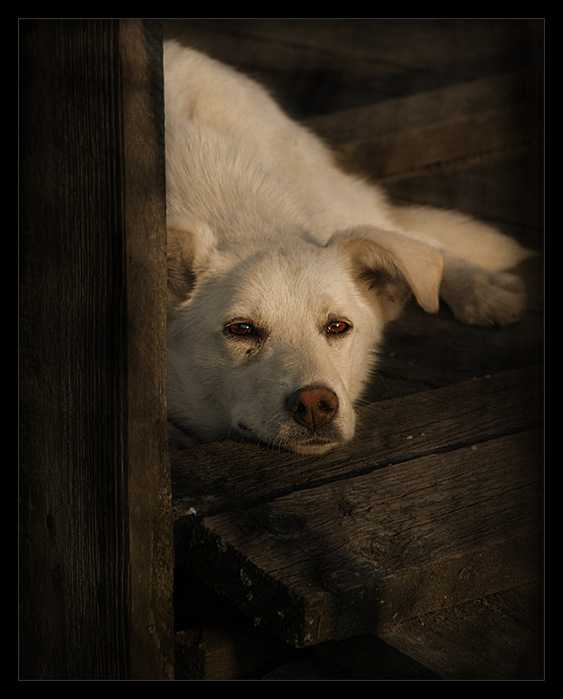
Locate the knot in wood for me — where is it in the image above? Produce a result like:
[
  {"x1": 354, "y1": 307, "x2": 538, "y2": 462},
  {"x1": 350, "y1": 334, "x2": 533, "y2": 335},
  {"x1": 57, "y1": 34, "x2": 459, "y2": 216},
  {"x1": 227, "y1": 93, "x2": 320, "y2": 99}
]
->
[{"x1": 250, "y1": 505, "x2": 307, "y2": 540}]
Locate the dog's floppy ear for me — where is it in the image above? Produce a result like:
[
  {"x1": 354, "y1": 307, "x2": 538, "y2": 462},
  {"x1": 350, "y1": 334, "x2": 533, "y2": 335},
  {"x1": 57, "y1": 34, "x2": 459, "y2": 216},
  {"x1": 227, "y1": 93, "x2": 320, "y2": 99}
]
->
[
  {"x1": 167, "y1": 214, "x2": 216, "y2": 311},
  {"x1": 335, "y1": 226, "x2": 444, "y2": 320}
]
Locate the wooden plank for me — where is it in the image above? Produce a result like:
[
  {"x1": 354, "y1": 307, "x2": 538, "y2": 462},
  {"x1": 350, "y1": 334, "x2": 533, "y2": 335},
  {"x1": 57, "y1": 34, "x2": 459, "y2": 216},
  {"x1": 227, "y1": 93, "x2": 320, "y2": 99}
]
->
[
  {"x1": 378, "y1": 582, "x2": 543, "y2": 679},
  {"x1": 316, "y1": 583, "x2": 542, "y2": 680},
  {"x1": 173, "y1": 367, "x2": 542, "y2": 647},
  {"x1": 19, "y1": 19, "x2": 173, "y2": 679},
  {"x1": 303, "y1": 74, "x2": 543, "y2": 241},
  {"x1": 335, "y1": 102, "x2": 540, "y2": 181},
  {"x1": 173, "y1": 569, "x2": 299, "y2": 679},
  {"x1": 120, "y1": 19, "x2": 175, "y2": 680},
  {"x1": 171, "y1": 366, "x2": 542, "y2": 519},
  {"x1": 164, "y1": 20, "x2": 543, "y2": 119},
  {"x1": 305, "y1": 72, "x2": 542, "y2": 145},
  {"x1": 178, "y1": 428, "x2": 542, "y2": 647},
  {"x1": 174, "y1": 621, "x2": 297, "y2": 680}
]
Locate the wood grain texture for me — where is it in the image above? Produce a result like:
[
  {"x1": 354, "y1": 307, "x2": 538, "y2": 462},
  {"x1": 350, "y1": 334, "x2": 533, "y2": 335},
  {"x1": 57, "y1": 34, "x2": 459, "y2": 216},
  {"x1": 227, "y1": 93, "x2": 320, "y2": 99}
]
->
[
  {"x1": 317, "y1": 581, "x2": 543, "y2": 679},
  {"x1": 19, "y1": 19, "x2": 173, "y2": 679},
  {"x1": 173, "y1": 369, "x2": 542, "y2": 647},
  {"x1": 171, "y1": 367, "x2": 542, "y2": 519},
  {"x1": 120, "y1": 19, "x2": 174, "y2": 680},
  {"x1": 375, "y1": 582, "x2": 543, "y2": 680}
]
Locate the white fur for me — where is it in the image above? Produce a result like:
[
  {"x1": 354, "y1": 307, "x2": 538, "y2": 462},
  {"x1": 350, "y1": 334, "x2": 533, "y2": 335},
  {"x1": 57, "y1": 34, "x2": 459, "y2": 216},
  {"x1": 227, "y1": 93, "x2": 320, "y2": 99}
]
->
[{"x1": 164, "y1": 40, "x2": 533, "y2": 454}]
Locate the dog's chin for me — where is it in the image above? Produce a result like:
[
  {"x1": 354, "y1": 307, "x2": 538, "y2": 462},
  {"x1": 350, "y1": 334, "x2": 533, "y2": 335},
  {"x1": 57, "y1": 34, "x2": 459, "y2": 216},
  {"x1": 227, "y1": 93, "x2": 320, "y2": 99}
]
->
[
  {"x1": 235, "y1": 422, "x2": 346, "y2": 455},
  {"x1": 288, "y1": 440, "x2": 342, "y2": 455}
]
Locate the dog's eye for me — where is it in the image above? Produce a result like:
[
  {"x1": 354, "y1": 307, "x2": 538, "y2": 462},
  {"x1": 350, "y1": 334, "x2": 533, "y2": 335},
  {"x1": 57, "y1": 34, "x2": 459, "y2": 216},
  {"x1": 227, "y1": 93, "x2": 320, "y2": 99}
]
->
[
  {"x1": 226, "y1": 322, "x2": 257, "y2": 337},
  {"x1": 326, "y1": 320, "x2": 351, "y2": 335}
]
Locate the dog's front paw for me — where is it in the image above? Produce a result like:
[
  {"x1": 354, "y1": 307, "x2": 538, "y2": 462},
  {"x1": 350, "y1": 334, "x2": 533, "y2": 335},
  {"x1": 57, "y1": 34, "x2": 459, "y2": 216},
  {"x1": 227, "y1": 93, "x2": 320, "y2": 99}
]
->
[{"x1": 444, "y1": 268, "x2": 527, "y2": 327}]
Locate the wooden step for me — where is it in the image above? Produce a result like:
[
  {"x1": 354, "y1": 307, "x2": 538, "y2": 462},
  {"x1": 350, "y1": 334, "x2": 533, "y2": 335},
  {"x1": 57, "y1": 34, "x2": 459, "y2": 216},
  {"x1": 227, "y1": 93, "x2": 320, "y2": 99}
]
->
[
  {"x1": 317, "y1": 582, "x2": 543, "y2": 680},
  {"x1": 172, "y1": 366, "x2": 542, "y2": 648}
]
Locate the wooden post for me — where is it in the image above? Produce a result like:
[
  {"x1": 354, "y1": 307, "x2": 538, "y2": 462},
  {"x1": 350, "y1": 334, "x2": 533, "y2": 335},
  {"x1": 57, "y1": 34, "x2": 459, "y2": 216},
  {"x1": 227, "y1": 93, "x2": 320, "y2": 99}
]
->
[{"x1": 19, "y1": 19, "x2": 174, "y2": 679}]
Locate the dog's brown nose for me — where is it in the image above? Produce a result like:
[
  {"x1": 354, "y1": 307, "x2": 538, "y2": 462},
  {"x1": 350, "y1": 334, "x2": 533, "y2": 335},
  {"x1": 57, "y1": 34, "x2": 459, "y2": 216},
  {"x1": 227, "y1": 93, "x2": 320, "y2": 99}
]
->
[{"x1": 287, "y1": 386, "x2": 339, "y2": 432}]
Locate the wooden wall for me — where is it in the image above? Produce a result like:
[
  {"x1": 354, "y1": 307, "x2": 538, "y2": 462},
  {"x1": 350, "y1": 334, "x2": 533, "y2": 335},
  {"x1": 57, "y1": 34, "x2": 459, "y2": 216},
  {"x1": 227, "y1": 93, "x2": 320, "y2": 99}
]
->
[{"x1": 19, "y1": 20, "x2": 174, "y2": 679}]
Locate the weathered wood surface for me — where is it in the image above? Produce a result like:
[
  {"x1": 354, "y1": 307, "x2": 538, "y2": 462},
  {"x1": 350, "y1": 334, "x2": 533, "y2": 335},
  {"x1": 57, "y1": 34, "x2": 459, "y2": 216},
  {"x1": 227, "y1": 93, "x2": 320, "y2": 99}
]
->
[
  {"x1": 317, "y1": 582, "x2": 543, "y2": 680},
  {"x1": 308, "y1": 73, "x2": 542, "y2": 185},
  {"x1": 172, "y1": 367, "x2": 542, "y2": 519},
  {"x1": 377, "y1": 582, "x2": 544, "y2": 680},
  {"x1": 175, "y1": 620, "x2": 297, "y2": 681},
  {"x1": 19, "y1": 20, "x2": 174, "y2": 679},
  {"x1": 173, "y1": 368, "x2": 542, "y2": 647},
  {"x1": 164, "y1": 19, "x2": 543, "y2": 120},
  {"x1": 165, "y1": 19, "x2": 544, "y2": 678}
]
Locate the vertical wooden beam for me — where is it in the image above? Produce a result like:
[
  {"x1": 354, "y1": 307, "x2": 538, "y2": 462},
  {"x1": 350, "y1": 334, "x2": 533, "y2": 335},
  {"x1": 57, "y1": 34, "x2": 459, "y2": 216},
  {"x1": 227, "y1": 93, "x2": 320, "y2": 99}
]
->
[
  {"x1": 120, "y1": 19, "x2": 174, "y2": 680},
  {"x1": 19, "y1": 19, "x2": 173, "y2": 679}
]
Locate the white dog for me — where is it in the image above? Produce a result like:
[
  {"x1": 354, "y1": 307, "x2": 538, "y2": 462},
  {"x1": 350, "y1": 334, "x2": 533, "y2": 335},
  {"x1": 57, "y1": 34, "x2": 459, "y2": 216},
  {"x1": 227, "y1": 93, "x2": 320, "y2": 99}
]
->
[{"x1": 164, "y1": 40, "x2": 532, "y2": 454}]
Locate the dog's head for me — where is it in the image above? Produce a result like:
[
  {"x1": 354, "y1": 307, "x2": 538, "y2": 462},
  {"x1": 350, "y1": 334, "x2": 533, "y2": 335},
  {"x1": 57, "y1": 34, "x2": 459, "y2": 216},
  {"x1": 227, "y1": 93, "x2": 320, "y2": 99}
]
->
[{"x1": 166, "y1": 216, "x2": 443, "y2": 454}]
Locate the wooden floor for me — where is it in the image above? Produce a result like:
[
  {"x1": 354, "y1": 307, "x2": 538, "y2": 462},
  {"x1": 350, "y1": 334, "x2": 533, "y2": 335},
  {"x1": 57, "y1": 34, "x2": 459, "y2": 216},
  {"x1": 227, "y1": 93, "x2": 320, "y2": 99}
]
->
[{"x1": 165, "y1": 20, "x2": 544, "y2": 680}]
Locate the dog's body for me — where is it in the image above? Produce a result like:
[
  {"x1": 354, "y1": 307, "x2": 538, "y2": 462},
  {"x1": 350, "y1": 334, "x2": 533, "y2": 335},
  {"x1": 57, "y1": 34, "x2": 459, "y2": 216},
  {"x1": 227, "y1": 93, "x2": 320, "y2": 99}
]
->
[{"x1": 164, "y1": 40, "x2": 532, "y2": 454}]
